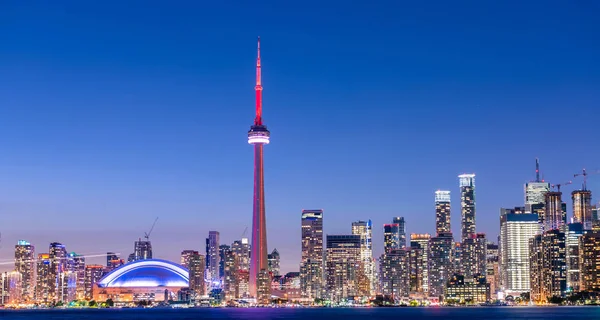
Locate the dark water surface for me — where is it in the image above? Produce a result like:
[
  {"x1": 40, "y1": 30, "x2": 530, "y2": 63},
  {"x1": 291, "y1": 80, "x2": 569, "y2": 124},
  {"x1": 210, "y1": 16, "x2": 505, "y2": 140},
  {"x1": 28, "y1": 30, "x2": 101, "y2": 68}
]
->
[{"x1": 1, "y1": 307, "x2": 599, "y2": 319}]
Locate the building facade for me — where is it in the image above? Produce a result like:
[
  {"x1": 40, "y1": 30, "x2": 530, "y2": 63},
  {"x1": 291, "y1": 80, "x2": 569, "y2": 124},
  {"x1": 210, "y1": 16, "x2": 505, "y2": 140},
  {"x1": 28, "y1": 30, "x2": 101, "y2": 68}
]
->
[
  {"x1": 14, "y1": 240, "x2": 35, "y2": 302},
  {"x1": 459, "y1": 174, "x2": 476, "y2": 242},
  {"x1": 351, "y1": 220, "x2": 375, "y2": 295},
  {"x1": 579, "y1": 232, "x2": 600, "y2": 291},
  {"x1": 572, "y1": 190, "x2": 592, "y2": 231},
  {"x1": 206, "y1": 231, "x2": 220, "y2": 287},
  {"x1": 325, "y1": 235, "x2": 363, "y2": 302},
  {"x1": 499, "y1": 208, "x2": 538, "y2": 293},
  {"x1": 300, "y1": 209, "x2": 324, "y2": 300},
  {"x1": 435, "y1": 190, "x2": 451, "y2": 235},
  {"x1": 410, "y1": 233, "x2": 430, "y2": 293},
  {"x1": 429, "y1": 232, "x2": 454, "y2": 298}
]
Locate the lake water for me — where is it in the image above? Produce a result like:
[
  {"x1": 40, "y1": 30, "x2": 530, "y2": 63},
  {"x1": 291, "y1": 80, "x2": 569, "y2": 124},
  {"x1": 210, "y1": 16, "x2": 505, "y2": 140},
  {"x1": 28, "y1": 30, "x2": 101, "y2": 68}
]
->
[{"x1": 1, "y1": 307, "x2": 599, "y2": 319}]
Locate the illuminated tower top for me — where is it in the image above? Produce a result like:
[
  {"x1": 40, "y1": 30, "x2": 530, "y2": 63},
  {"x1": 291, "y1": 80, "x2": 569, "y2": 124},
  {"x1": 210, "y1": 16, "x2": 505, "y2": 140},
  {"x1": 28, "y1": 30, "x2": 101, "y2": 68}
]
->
[
  {"x1": 255, "y1": 37, "x2": 262, "y2": 126},
  {"x1": 248, "y1": 37, "x2": 270, "y2": 145}
]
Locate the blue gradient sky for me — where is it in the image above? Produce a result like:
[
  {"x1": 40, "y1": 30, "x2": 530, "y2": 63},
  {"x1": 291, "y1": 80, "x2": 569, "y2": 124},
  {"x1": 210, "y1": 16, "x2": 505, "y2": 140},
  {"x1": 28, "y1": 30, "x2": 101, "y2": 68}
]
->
[{"x1": 0, "y1": 1, "x2": 599, "y2": 272}]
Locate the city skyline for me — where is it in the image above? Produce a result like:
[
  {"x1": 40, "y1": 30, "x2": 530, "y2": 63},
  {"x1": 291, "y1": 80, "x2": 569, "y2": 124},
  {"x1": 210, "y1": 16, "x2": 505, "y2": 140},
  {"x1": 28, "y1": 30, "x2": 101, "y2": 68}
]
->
[{"x1": 1, "y1": 1, "x2": 599, "y2": 275}]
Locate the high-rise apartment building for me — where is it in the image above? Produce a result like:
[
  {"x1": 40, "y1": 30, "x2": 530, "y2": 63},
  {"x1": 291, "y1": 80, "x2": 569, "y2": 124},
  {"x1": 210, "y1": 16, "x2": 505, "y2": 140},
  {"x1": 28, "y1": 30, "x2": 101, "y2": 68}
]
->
[
  {"x1": 188, "y1": 252, "x2": 206, "y2": 296},
  {"x1": 268, "y1": 248, "x2": 280, "y2": 277},
  {"x1": 351, "y1": 220, "x2": 375, "y2": 294},
  {"x1": 325, "y1": 235, "x2": 363, "y2": 302},
  {"x1": 300, "y1": 210, "x2": 324, "y2": 300},
  {"x1": 410, "y1": 234, "x2": 430, "y2": 293},
  {"x1": 133, "y1": 239, "x2": 152, "y2": 261},
  {"x1": 435, "y1": 190, "x2": 451, "y2": 235},
  {"x1": 49, "y1": 242, "x2": 67, "y2": 301},
  {"x1": 462, "y1": 233, "x2": 487, "y2": 278},
  {"x1": 531, "y1": 230, "x2": 567, "y2": 302},
  {"x1": 428, "y1": 232, "x2": 454, "y2": 298},
  {"x1": 83, "y1": 265, "x2": 104, "y2": 300},
  {"x1": 14, "y1": 240, "x2": 35, "y2": 301},
  {"x1": 66, "y1": 252, "x2": 86, "y2": 300},
  {"x1": 459, "y1": 174, "x2": 476, "y2": 242},
  {"x1": 379, "y1": 249, "x2": 409, "y2": 299},
  {"x1": 566, "y1": 223, "x2": 584, "y2": 292},
  {"x1": 1, "y1": 271, "x2": 22, "y2": 305},
  {"x1": 206, "y1": 231, "x2": 220, "y2": 286},
  {"x1": 223, "y1": 249, "x2": 239, "y2": 299},
  {"x1": 541, "y1": 230, "x2": 567, "y2": 298},
  {"x1": 35, "y1": 253, "x2": 51, "y2": 303},
  {"x1": 572, "y1": 190, "x2": 592, "y2": 231},
  {"x1": 529, "y1": 234, "x2": 544, "y2": 302},
  {"x1": 499, "y1": 208, "x2": 538, "y2": 293},
  {"x1": 579, "y1": 232, "x2": 600, "y2": 291}
]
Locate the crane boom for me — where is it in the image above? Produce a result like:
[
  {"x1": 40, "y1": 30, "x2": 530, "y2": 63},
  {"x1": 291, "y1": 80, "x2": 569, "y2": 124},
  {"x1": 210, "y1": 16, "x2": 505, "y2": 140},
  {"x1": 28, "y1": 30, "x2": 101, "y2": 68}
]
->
[
  {"x1": 551, "y1": 181, "x2": 572, "y2": 192},
  {"x1": 144, "y1": 217, "x2": 159, "y2": 240}
]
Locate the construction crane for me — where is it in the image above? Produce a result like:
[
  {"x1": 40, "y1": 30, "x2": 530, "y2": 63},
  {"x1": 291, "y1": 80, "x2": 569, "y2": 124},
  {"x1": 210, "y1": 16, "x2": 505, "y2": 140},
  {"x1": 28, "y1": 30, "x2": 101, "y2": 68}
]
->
[
  {"x1": 551, "y1": 181, "x2": 572, "y2": 192},
  {"x1": 144, "y1": 217, "x2": 159, "y2": 241},
  {"x1": 574, "y1": 168, "x2": 600, "y2": 191},
  {"x1": 241, "y1": 226, "x2": 248, "y2": 239}
]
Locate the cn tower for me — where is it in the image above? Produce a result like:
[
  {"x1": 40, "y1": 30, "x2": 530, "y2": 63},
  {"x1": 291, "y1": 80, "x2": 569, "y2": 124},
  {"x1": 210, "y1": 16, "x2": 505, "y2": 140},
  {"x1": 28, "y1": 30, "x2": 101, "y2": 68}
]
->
[{"x1": 248, "y1": 37, "x2": 270, "y2": 301}]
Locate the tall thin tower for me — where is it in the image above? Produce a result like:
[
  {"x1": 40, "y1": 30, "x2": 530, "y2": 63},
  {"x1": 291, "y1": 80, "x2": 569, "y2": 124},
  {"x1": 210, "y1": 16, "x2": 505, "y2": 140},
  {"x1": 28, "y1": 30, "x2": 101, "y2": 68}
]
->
[{"x1": 248, "y1": 37, "x2": 271, "y2": 302}]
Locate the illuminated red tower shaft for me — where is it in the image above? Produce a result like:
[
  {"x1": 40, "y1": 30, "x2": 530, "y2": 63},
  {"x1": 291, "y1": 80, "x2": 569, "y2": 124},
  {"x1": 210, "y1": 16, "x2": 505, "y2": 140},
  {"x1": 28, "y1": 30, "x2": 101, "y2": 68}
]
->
[{"x1": 248, "y1": 37, "x2": 270, "y2": 300}]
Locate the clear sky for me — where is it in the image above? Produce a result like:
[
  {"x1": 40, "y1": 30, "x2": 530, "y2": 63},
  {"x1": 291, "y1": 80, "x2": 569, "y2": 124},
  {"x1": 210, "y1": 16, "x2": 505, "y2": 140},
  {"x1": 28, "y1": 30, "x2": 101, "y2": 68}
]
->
[{"x1": 0, "y1": 1, "x2": 599, "y2": 272}]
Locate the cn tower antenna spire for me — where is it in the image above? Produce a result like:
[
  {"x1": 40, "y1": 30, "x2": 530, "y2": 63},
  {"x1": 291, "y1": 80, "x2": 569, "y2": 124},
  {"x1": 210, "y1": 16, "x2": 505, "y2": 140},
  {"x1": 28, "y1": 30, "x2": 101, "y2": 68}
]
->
[{"x1": 254, "y1": 36, "x2": 263, "y2": 126}]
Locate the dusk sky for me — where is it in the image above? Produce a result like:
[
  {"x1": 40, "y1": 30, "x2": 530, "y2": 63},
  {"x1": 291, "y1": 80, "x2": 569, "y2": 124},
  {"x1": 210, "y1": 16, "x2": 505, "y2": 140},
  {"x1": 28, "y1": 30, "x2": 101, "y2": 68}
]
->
[{"x1": 0, "y1": 1, "x2": 599, "y2": 272}]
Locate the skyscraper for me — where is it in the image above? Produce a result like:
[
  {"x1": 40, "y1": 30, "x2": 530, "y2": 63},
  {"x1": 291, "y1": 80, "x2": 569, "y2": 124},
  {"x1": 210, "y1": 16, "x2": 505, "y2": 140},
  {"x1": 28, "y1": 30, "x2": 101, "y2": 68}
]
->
[
  {"x1": 410, "y1": 234, "x2": 430, "y2": 293},
  {"x1": 428, "y1": 232, "x2": 454, "y2": 298},
  {"x1": 579, "y1": 232, "x2": 600, "y2": 291},
  {"x1": 134, "y1": 239, "x2": 152, "y2": 261},
  {"x1": 545, "y1": 191, "x2": 567, "y2": 232},
  {"x1": 206, "y1": 231, "x2": 220, "y2": 286},
  {"x1": 180, "y1": 250, "x2": 199, "y2": 267},
  {"x1": 499, "y1": 208, "x2": 538, "y2": 293},
  {"x1": 566, "y1": 222, "x2": 584, "y2": 292},
  {"x1": 267, "y1": 249, "x2": 280, "y2": 277},
  {"x1": 35, "y1": 253, "x2": 51, "y2": 303},
  {"x1": 379, "y1": 249, "x2": 409, "y2": 299},
  {"x1": 459, "y1": 174, "x2": 476, "y2": 242},
  {"x1": 66, "y1": 252, "x2": 86, "y2": 300},
  {"x1": 232, "y1": 238, "x2": 251, "y2": 271},
  {"x1": 351, "y1": 220, "x2": 375, "y2": 295},
  {"x1": 462, "y1": 233, "x2": 487, "y2": 278},
  {"x1": 188, "y1": 252, "x2": 206, "y2": 296},
  {"x1": 525, "y1": 159, "x2": 550, "y2": 205},
  {"x1": 572, "y1": 190, "x2": 592, "y2": 230},
  {"x1": 49, "y1": 242, "x2": 67, "y2": 301},
  {"x1": 247, "y1": 37, "x2": 271, "y2": 303},
  {"x1": 14, "y1": 240, "x2": 35, "y2": 301},
  {"x1": 300, "y1": 209, "x2": 324, "y2": 300},
  {"x1": 393, "y1": 217, "x2": 407, "y2": 249},
  {"x1": 383, "y1": 224, "x2": 400, "y2": 252},
  {"x1": 325, "y1": 235, "x2": 363, "y2": 302},
  {"x1": 219, "y1": 244, "x2": 231, "y2": 279},
  {"x1": 435, "y1": 190, "x2": 451, "y2": 235}
]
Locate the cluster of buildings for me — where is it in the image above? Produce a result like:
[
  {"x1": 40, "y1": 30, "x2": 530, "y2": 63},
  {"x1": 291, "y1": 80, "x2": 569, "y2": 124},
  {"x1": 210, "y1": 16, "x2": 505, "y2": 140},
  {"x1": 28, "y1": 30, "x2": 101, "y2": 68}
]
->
[{"x1": 2, "y1": 40, "x2": 600, "y2": 307}]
